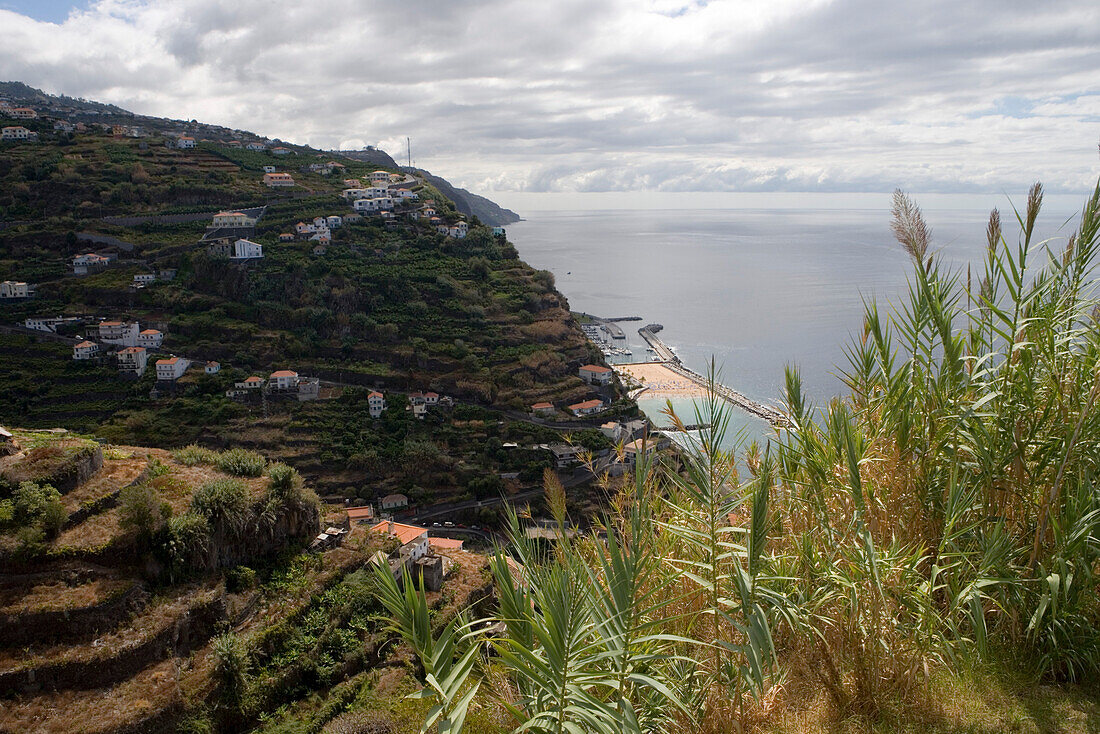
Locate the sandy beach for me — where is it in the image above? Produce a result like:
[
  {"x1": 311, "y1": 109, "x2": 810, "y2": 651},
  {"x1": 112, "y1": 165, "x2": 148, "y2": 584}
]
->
[{"x1": 614, "y1": 362, "x2": 709, "y2": 399}]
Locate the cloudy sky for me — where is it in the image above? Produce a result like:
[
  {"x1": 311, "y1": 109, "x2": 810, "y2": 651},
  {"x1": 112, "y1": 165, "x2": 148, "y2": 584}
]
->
[{"x1": 1, "y1": 0, "x2": 1099, "y2": 201}]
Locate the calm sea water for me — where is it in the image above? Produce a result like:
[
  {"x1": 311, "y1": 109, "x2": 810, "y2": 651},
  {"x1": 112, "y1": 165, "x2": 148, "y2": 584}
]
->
[{"x1": 508, "y1": 206, "x2": 1078, "y2": 445}]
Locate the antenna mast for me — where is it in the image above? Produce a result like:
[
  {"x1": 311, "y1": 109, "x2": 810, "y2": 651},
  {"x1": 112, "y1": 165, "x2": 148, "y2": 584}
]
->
[{"x1": 406, "y1": 137, "x2": 412, "y2": 168}]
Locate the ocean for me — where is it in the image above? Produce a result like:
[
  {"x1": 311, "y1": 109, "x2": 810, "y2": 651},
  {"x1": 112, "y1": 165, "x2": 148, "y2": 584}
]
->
[{"x1": 506, "y1": 206, "x2": 1080, "y2": 446}]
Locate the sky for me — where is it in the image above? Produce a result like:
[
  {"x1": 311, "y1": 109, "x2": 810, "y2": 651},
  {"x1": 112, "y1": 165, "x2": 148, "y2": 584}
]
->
[{"x1": 1, "y1": 0, "x2": 1099, "y2": 205}]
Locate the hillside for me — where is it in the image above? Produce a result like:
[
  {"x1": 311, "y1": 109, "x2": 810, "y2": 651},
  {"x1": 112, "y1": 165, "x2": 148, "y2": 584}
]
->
[
  {"x1": 0, "y1": 427, "x2": 501, "y2": 734},
  {"x1": 0, "y1": 87, "x2": 632, "y2": 503}
]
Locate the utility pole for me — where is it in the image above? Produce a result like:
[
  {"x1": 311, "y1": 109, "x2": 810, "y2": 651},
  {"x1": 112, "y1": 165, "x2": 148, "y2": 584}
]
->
[{"x1": 406, "y1": 137, "x2": 412, "y2": 168}]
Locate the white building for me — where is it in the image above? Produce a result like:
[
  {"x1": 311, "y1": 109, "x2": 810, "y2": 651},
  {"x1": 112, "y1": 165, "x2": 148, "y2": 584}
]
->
[
  {"x1": 230, "y1": 239, "x2": 264, "y2": 260},
  {"x1": 246, "y1": 141, "x2": 267, "y2": 151},
  {"x1": 352, "y1": 197, "x2": 394, "y2": 213},
  {"x1": 177, "y1": 136, "x2": 195, "y2": 149},
  {"x1": 394, "y1": 189, "x2": 418, "y2": 201},
  {"x1": 137, "y1": 329, "x2": 164, "y2": 349},
  {"x1": 370, "y1": 170, "x2": 390, "y2": 183},
  {"x1": 117, "y1": 346, "x2": 148, "y2": 377},
  {"x1": 568, "y1": 399, "x2": 605, "y2": 417},
  {"x1": 2, "y1": 126, "x2": 36, "y2": 141},
  {"x1": 263, "y1": 172, "x2": 295, "y2": 187},
  {"x1": 72, "y1": 253, "x2": 110, "y2": 275},
  {"x1": 211, "y1": 211, "x2": 257, "y2": 228},
  {"x1": 579, "y1": 364, "x2": 613, "y2": 386},
  {"x1": 370, "y1": 520, "x2": 430, "y2": 562},
  {"x1": 133, "y1": 273, "x2": 157, "y2": 286},
  {"x1": 99, "y1": 321, "x2": 140, "y2": 346},
  {"x1": 325, "y1": 215, "x2": 342, "y2": 229},
  {"x1": 448, "y1": 224, "x2": 468, "y2": 239},
  {"x1": 262, "y1": 165, "x2": 276, "y2": 173},
  {"x1": 155, "y1": 356, "x2": 189, "y2": 381},
  {"x1": 25, "y1": 316, "x2": 81, "y2": 333},
  {"x1": 368, "y1": 390, "x2": 386, "y2": 418},
  {"x1": 272, "y1": 147, "x2": 292, "y2": 156},
  {"x1": 9, "y1": 107, "x2": 37, "y2": 119},
  {"x1": 269, "y1": 370, "x2": 299, "y2": 390},
  {"x1": 73, "y1": 341, "x2": 100, "y2": 360},
  {"x1": 0, "y1": 281, "x2": 33, "y2": 299},
  {"x1": 380, "y1": 493, "x2": 409, "y2": 511},
  {"x1": 205, "y1": 361, "x2": 221, "y2": 374}
]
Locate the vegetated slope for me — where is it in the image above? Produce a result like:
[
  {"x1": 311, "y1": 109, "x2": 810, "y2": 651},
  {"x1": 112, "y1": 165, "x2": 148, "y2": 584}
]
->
[
  {"x1": 0, "y1": 90, "x2": 625, "y2": 502},
  {"x1": 0, "y1": 427, "x2": 451, "y2": 734}
]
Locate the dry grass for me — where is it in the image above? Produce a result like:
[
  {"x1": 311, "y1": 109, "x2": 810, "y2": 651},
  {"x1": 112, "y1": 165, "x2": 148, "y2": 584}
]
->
[
  {"x1": 0, "y1": 582, "x2": 217, "y2": 672},
  {"x1": 0, "y1": 576, "x2": 134, "y2": 615},
  {"x1": 61, "y1": 453, "x2": 149, "y2": 512},
  {"x1": 0, "y1": 655, "x2": 185, "y2": 734}
]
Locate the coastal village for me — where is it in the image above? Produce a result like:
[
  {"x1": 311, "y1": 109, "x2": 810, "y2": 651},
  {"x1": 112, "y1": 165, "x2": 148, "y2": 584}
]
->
[{"x1": 0, "y1": 92, "x2": 677, "y2": 522}]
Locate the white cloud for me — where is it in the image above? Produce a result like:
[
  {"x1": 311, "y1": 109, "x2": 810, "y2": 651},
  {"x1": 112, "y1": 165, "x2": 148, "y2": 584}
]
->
[{"x1": 0, "y1": 0, "x2": 1098, "y2": 194}]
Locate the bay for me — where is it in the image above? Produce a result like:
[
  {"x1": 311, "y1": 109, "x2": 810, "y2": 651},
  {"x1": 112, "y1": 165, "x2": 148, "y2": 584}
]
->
[{"x1": 507, "y1": 206, "x2": 1079, "y2": 446}]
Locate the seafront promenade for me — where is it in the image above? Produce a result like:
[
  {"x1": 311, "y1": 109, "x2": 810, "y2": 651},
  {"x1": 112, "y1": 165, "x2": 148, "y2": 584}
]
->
[{"x1": 624, "y1": 327, "x2": 789, "y2": 427}]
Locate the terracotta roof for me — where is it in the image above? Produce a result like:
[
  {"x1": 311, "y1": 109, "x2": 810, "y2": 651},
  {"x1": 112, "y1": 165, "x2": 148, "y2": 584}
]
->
[
  {"x1": 580, "y1": 364, "x2": 611, "y2": 373},
  {"x1": 382, "y1": 493, "x2": 408, "y2": 505},
  {"x1": 270, "y1": 370, "x2": 298, "y2": 378},
  {"x1": 246, "y1": 376, "x2": 262, "y2": 382},
  {"x1": 207, "y1": 361, "x2": 219, "y2": 367},
  {"x1": 156, "y1": 357, "x2": 180, "y2": 365},
  {"x1": 119, "y1": 346, "x2": 146, "y2": 354},
  {"x1": 569, "y1": 399, "x2": 604, "y2": 411},
  {"x1": 430, "y1": 537, "x2": 464, "y2": 550},
  {"x1": 368, "y1": 391, "x2": 383, "y2": 399},
  {"x1": 75, "y1": 341, "x2": 96, "y2": 348},
  {"x1": 531, "y1": 402, "x2": 553, "y2": 410},
  {"x1": 346, "y1": 506, "x2": 374, "y2": 520},
  {"x1": 140, "y1": 329, "x2": 161, "y2": 335},
  {"x1": 370, "y1": 520, "x2": 427, "y2": 546},
  {"x1": 100, "y1": 321, "x2": 122, "y2": 326}
]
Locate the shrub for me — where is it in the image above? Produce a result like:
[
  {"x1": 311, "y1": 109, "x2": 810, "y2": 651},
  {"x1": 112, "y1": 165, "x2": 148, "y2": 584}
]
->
[
  {"x1": 11, "y1": 480, "x2": 63, "y2": 524},
  {"x1": 322, "y1": 711, "x2": 397, "y2": 734},
  {"x1": 212, "y1": 632, "x2": 251, "y2": 709},
  {"x1": 119, "y1": 483, "x2": 172, "y2": 539},
  {"x1": 162, "y1": 513, "x2": 212, "y2": 576},
  {"x1": 173, "y1": 444, "x2": 219, "y2": 466},
  {"x1": 225, "y1": 565, "x2": 257, "y2": 592},
  {"x1": 266, "y1": 462, "x2": 302, "y2": 500},
  {"x1": 216, "y1": 448, "x2": 266, "y2": 477},
  {"x1": 191, "y1": 478, "x2": 250, "y2": 538}
]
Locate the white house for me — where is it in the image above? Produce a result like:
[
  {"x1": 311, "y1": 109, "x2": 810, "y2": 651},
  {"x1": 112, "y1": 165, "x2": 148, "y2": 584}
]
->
[
  {"x1": 205, "y1": 361, "x2": 221, "y2": 374},
  {"x1": 368, "y1": 391, "x2": 386, "y2": 418},
  {"x1": 568, "y1": 398, "x2": 604, "y2": 416},
  {"x1": 133, "y1": 274, "x2": 157, "y2": 286},
  {"x1": 325, "y1": 215, "x2": 342, "y2": 229},
  {"x1": 230, "y1": 239, "x2": 264, "y2": 260},
  {"x1": 448, "y1": 224, "x2": 467, "y2": 239},
  {"x1": 9, "y1": 107, "x2": 37, "y2": 119},
  {"x1": 370, "y1": 520, "x2": 430, "y2": 562},
  {"x1": 380, "y1": 493, "x2": 409, "y2": 511},
  {"x1": 621, "y1": 439, "x2": 656, "y2": 467},
  {"x1": 370, "y1": 170, "x2": 390, "y2": 183},
  {"x1": 99, "y1": 321, "x2": 140, "y2": 346},
  {"x1": 236, "y1": 376, "x2": 265, "y2": 390},
  {"x1": 73, "y1": 341, "x2": 99, "y2": 360},
  {"x1": 246, "y1": 141, "x2": 267, "y2": 151},
  {"x1": 272, "y1": 147, "x2": 292, "y2": 156},
  {"x1": 263, "y1": 172, "x2": 295, "y2": 187},
  {"x1": 177, "y1": 136, "x2": 195, "y2": 149},
  {"x1": 155, "y1": 356, "x2": 189, "y2": 381},
  {"x1": 262, "y1": 165, "x2": 276, "y2": 173},
  {"x1": 578, "y1": 364, "x2": 613, "y2": 386},
  {"x1": 492, "y1": 227, "x2": 506, "y2": 236},
  {"x1": 531, "y1": 401, "x2": 555, "y2": 416},
  {"x1": 0, "y1": 281, "x2": 33, "y2": 299},
  {"x1": 295, "y1": 221, "x2": 315, "y2": 235},
  {"x1": 137, "y1": 329, "x2": 164, "y2": 349},
  {"x1": 1, "y1": 126, "x2": 36, "y2": 141},
  {"x1": 72, "y1": 253, "x2": 110, "y2": 275},
  {"x1": 394, "y1": 189, "x2": 418, "y2": 201},
  {"x1": 117, "y1": 346, "x2": 148, "y2": 377},
  {"x1": 342, "y1": 188, "x2": 369, "y2": 201},
  {"x1": 25, "y1": 316, "x2": 81, "y2": 333},
  {"x1": 269, "y1": 370, "x2": 299, "y2": 390},
  {"x1": 211, "y1": 211, "x2": 257, "y2": 228}
]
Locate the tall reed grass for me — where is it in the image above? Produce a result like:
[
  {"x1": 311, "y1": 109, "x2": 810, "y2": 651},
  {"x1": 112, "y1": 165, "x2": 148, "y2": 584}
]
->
[{"x1": 377, "y1": 178, "x2": 1100, "y2": 732}]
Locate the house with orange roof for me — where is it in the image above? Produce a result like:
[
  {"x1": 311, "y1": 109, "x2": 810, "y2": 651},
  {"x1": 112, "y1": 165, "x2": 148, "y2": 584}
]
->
[
  {"x1": 368, "y1": 391, "x2": 386, "y2": 418},
  {"x1": 269, "y1": 370, "x2": 299, "y2": 391},
  {"x1": 155, "y1": 356, "x2": 189, "y2": 381},
  {"x1": 8, "y1": 107, "x2": 37, "y2": 119},
  {"x1": 380, "y1": 493, "x2": 409, "y2": 511},
  {"x1": 263, "y1": 172, "x2": 295, "y2": 187},
  {"x1": 346, "y1": 505, "x2": 374, "y2": 524},
  {"x1": 531, "y1": 401, "x2": 555, "y2": 416},
  {"x1": 568, "y1": 398, "x2": 604, "y2": 417},
  {"x1": 370, "y1": 520, "x2": 430, "y2": 562},
  {"x1": 176, "y1": 136, "x2": 195, "y2": 149},
  {"x1": 205, "y1": 361, "x2": 221, "y2": 374},
  {"x1": 211, "y1": 211, "x2": 257, "y2": 228},
  {"x1": 579, "y1": 364, "x2": 613, "y2": 385},
  {"x1": 137, "y1": 328, "x2": 163, "y2": 349},
  {"x1": 73, "y1": 341, "x2": 99, "y2": 360},
  {"x1": 117, "y1": 346, "x2": 148, "y2": 377}
]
